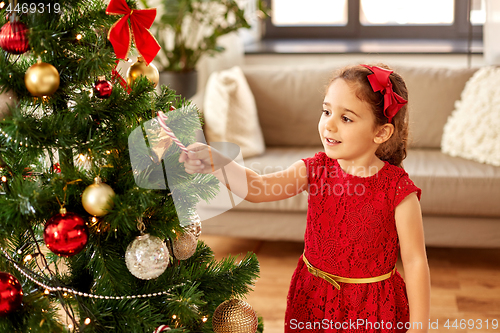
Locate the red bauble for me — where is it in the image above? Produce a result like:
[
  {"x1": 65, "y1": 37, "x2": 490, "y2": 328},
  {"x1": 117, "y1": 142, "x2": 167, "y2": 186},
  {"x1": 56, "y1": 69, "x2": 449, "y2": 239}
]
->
[
  {"x1": 93, "y1": 76, "x2": 113, "y2": 99},
  {"x1": 44, "y1": 209, "x2": 89, "y2": 257},
  {"x1": 0, "y1": 272, "x2": 23, "y2": 316},
  {"x1": 0, "y1": 20, "x2": 29, "y2": 55}
]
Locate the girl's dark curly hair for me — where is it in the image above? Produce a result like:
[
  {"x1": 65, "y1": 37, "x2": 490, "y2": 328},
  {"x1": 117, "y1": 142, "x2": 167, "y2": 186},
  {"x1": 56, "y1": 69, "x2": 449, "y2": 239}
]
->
[{"x1": 329, "y1": 64, "x2": 410, "y2": 168}]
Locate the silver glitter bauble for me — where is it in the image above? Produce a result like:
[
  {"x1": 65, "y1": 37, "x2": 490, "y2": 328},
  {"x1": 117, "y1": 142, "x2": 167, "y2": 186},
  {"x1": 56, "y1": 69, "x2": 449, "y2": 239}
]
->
[{"x1": 125, "y1": 233, "x2": 169, "y2": 280}]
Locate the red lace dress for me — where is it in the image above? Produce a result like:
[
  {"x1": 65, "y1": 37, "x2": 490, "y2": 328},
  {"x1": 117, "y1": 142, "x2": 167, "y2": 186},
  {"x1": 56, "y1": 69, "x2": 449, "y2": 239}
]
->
[{"x1": 285, "y1": 152, "x2": 421, "y2": 332}]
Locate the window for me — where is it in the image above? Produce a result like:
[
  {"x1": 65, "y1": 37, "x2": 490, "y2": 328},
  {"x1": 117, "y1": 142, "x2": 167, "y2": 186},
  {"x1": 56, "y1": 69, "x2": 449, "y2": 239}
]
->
[
  {"x1": 470, "y1": 0, "x2": 486, "y2": 25},
  {"x1": 360, "y1": 0, "x2": 454, "y2": 25},
  {"x1": 272, "y1": 0, "x2": 347, "y2": 26},
  {"x1": 263, "y1": 0, "x2": 483, "y2": 40}
]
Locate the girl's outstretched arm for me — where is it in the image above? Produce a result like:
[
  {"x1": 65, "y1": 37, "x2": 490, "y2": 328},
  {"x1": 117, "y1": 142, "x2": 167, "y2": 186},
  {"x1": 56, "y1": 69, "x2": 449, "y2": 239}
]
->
[
  {"x1": 178, "y1": 143, "x2": 308, "y2": 203},
  {"x1": 395, "y1": 193, "x2": 431, "y2": 332}
]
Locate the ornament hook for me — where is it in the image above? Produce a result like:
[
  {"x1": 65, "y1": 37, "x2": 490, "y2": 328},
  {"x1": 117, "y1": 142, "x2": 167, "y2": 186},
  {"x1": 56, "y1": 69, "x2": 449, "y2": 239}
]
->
[{"x1": 137, "y1": 217, "x2": 146, "y2": 234}]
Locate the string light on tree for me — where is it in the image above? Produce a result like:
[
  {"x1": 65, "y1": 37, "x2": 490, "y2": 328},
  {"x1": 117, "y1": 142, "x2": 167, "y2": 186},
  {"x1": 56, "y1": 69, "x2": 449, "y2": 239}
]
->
[{"x1": 23, "y1": 254, "x2": 33, "y2": 263}]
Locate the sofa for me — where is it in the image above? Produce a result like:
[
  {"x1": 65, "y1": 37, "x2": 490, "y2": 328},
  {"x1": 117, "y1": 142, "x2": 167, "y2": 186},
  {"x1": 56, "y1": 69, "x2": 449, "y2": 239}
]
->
[{"x1": 195, "y1": 64, "x2": 500, "y2": 248}]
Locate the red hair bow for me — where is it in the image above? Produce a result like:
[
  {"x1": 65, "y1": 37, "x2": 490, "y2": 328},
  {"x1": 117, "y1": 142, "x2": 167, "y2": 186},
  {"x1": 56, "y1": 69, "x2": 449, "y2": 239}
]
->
[
  {"x1": 106, "y1": 0, "x2": 161, "y2": 65},
  {"x1": 360, "y1": 65, "x2": 407, "y2": 123}
]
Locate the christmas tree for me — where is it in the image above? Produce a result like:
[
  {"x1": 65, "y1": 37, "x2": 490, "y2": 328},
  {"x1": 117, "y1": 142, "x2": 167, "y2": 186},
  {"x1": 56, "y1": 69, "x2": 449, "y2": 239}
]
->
[{"x1": 0, "y1": 0, "x2": 261, "y2": 332}]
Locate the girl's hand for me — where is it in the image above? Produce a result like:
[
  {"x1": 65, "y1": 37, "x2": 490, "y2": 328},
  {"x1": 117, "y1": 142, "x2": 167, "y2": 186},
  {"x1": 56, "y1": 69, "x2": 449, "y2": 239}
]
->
[{"x1": 178, "y1": 143, "x2": 216, "y2": 174}]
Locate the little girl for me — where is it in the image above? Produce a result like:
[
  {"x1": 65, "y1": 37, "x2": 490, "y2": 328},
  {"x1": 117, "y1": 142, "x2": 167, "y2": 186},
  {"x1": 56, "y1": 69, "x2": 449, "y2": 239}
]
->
[{"x1": 179, "y1": 64, "x2": 430, "y2": 332}]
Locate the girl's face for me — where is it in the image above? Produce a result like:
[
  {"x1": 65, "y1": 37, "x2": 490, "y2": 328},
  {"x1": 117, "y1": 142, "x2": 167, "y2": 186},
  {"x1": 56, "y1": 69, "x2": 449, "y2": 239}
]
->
[{"x1": 319, "y1": 79, "x2": 382, "y2": 163}]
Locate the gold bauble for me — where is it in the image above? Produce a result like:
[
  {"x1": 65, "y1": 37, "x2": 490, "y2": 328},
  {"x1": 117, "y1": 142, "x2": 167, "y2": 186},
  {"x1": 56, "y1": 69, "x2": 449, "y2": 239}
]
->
[
  {"x1": 24, "y1": 59, "x2": 60, "y2": 97},
  {"x1": 126, "y1": 56, "x2": 159, "y2": 88},
  {"x1": 0, "y1": 87, "x2": 17, "y2": 120},
  {"x1": 82, "y1": 176, "x2": 115, "y2": 217},
  {"x1": 212, "y1": 299, "x2": 258, "y2": 333},
  {"x1": 172, "y1": 230, "x2": 197, "y2": 260}
]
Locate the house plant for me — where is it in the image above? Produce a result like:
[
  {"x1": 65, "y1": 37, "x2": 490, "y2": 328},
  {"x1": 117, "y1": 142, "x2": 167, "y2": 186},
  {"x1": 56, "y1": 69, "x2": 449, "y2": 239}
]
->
[{"x1": 140, "y1": 0, "x2": 267, "y2": 98}]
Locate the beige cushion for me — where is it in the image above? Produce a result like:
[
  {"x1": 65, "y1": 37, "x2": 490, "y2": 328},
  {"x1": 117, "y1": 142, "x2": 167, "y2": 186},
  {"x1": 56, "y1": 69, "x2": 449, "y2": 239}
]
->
[
  {"x1": 242, "y1": 65, "x2": 477, "y2": 149},
  {"x1": 441, "y1": 67, "x2": 500, "y2": 166},
  {"x1": 203, "y1": 66, "x2": 265, "y2": 158},
  {"x1": 392, "y1": 66, "x2": 478, "y2": 148},
  {"x1": 243, "y1": 65, "x2": 334, "y2": 147},
  {"x1": 404, "y1": 149, "x2": 500, "y2": 217}
]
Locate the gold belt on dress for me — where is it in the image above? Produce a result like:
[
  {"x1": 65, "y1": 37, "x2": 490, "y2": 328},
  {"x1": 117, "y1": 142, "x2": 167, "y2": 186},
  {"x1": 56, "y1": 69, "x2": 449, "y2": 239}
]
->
[{"x1": 302, "y1": 253, "x2": 396, "y2": 290}]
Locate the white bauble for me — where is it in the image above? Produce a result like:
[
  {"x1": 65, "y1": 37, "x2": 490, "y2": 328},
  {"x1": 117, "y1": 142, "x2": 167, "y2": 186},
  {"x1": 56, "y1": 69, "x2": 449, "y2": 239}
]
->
[{"x1": 125, "y1": 234, "x2": 169, "y2": 280}]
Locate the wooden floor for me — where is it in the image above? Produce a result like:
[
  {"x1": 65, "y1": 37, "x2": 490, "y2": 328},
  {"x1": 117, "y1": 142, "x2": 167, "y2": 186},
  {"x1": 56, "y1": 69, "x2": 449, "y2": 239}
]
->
[{"x1": 200, "y1": 235, "x2": 500, "y2": 333}]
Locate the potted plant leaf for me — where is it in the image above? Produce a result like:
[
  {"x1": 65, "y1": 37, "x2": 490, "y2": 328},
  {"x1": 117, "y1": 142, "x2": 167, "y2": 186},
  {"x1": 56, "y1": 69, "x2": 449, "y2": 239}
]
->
[{"x1": 140, "y1": 0, "x2": 268, "y2": 98}]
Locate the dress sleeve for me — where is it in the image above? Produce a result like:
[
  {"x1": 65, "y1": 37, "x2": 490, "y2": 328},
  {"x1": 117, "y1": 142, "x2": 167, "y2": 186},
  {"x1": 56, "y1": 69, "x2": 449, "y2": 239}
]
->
[
  {"x1": 301, "y1": 152, "x2": 325, "y2": 184},
  {"x1": 394, "y1": 174, "x2": 422, "y2": 208}
]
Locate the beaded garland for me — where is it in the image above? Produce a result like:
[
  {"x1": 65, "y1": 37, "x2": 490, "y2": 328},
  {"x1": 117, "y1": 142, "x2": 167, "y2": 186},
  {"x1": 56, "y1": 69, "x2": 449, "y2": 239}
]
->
[{"x1": 1, "y1": 247, "x2": 179, "y2": 300}]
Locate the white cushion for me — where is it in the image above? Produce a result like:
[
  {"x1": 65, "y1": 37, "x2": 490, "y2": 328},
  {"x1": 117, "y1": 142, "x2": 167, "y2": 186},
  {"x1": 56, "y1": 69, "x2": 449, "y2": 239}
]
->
[
  {"x1": 441, "y1": 67, "x2": 500, "y2": 166},
  {"x1": 203, "y1": 66, "x2": 265, "y2": 158}
]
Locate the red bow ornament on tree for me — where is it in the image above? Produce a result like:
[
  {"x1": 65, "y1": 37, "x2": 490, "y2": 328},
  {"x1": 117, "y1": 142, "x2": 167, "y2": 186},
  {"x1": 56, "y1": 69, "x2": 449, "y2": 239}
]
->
[
  {"x1": 361, "y1": 65, "x2": 407, "y2": 123},
  {"x1": 106, "y1": 0, "x2": 161, "y2": 65}
]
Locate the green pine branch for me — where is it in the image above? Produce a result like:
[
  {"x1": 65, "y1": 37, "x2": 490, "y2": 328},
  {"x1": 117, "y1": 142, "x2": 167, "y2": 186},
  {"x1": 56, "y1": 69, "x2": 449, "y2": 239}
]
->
[{"x1": 0, "y1": 0, "x2": 261, "y2": 331}]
